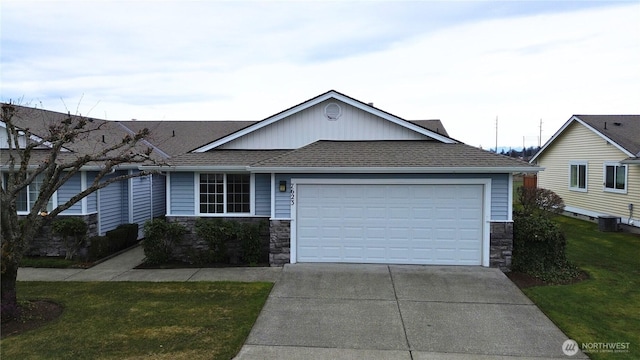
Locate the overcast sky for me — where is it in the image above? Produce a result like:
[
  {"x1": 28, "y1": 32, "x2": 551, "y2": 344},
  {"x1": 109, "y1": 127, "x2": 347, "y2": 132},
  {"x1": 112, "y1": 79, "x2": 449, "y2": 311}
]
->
[{"x1": 2, "y1": 0, "x2": 639, "y2": 149}]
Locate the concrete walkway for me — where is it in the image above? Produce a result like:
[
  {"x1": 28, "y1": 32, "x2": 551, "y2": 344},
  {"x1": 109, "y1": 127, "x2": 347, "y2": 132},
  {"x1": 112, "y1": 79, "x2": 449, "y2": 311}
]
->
[{"x1": 17, "y1": 246, "x2": 282, "y2": 283}]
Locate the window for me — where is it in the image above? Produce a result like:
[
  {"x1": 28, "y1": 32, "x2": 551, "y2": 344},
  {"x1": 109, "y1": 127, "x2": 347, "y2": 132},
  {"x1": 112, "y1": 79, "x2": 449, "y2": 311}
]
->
[
  {"x1": 569, "y1": 162, "x2": 587, "y2": 191},
  {"x1": 2, "y1": 173, "x2": 54, "y2": 213},
  {"x1": 199, "y1": 173, "x2": 224, "y2": 213},
  {"x1": 199, "y1": 173, "x2": 250, "y2": 214},
  {"x1": 604, "y1": 163, "x2": 627, "y2": 193}
]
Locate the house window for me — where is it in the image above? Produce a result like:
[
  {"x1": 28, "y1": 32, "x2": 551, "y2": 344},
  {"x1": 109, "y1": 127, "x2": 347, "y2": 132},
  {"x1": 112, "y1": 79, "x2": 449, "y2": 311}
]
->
[
  {"x1": 604, "y1": 163, "x2": 627, "y2": 193},
  {"x1": 226, "y1": 174, "x2": 250, "y2": 213},
  {"x1": 2, "y1": 173, "x2": 54, "y2": 213},
  {"x1": 199, "y1": 173, "x2": 250, "y2": 214},
  {"x1": 569, "y1": 162, "x2": 587, "y2": 191}
]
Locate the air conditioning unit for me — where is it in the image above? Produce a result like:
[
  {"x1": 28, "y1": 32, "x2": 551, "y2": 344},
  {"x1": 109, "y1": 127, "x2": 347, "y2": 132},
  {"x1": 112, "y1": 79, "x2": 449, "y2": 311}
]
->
[{"x1": 598, "y1": 216, "x2": 620, "y2": 232}]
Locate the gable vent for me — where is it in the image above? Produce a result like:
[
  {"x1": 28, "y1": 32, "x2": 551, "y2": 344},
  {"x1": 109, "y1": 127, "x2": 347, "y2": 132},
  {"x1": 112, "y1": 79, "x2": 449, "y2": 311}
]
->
[{"x1": 324, "y1": 103, "x2": 342, "y2": 121}]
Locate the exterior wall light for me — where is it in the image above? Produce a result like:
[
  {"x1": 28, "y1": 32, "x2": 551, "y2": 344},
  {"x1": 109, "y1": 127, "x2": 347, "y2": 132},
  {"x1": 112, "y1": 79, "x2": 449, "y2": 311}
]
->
[{"x1": 279, "y1": 181, "x2": 287, "y2": 192}]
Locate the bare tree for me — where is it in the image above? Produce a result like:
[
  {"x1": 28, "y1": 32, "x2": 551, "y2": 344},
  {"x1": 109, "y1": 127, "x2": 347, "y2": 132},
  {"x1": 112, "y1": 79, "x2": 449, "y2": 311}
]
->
[{"x1": 1, "y1": 102, "x2": 163, "y2": 318}]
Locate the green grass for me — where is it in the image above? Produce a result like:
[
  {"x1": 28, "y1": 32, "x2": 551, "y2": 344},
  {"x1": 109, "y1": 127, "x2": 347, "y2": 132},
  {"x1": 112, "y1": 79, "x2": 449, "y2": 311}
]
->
[
  {"x1": 522, "y1": 216, "x2": 640, "y2": 360},
  {"x1": 1, "y1": 281, "x2": 273, "y2": 360}
]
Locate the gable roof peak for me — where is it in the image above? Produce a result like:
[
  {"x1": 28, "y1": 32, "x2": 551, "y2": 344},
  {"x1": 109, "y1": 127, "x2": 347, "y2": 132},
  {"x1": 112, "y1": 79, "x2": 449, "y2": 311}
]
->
[
  {"x1": 531, "y1": 114, "x2": 640, "y2": 162},
  {"x1": 192, "y1": 90, "x2": 456, "y2": 152}
]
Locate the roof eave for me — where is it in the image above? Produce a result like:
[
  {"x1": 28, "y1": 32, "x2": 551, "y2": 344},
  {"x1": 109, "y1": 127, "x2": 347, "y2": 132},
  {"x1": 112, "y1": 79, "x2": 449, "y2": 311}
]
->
[
  {"x1": 0, "y1": 164, "x2": 143, "y2": 171},
  {"x1": 140, "y1": 165, "x2": 249, "y2": 172},
  {"x1": 620, "y1": 158, "x2": 640, "y2": 164},
  {"x1": 248, "y1": 166, "x2": 543, "y2": 174}
]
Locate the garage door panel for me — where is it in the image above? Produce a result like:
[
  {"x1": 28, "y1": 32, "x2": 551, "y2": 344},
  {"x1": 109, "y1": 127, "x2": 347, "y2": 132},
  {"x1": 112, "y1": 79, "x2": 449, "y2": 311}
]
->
[{"x1": 296, "y1": 183, "x2": 483, "y2": 265}]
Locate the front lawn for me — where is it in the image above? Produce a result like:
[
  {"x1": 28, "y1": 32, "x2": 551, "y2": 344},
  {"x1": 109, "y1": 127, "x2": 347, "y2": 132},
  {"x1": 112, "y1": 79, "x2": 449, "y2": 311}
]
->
[
  {"x1": 521, "y1": 216, "x2": 640, "y2": 360},
  {"x1": 1, "y1": 281, "x2": 272, "y2": 359}
]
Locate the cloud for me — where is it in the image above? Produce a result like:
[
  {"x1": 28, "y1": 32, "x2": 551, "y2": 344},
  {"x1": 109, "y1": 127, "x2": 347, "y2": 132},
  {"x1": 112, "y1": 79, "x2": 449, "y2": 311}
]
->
[{"x1": 1, "y1": 1, "x2": 638, "y2": 146}]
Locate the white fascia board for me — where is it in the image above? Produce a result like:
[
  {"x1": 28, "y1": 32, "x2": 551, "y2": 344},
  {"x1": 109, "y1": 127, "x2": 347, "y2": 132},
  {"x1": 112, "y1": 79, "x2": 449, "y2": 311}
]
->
[
  {"x1": 193, "y1": 91, "x2": 456, "y2": 152},
  {"x1": 249, "y1": 166, "x2": 543, "y2": 174},
  {"x1": 327, "y1": 93, "x2": 457, "y2": 144},
  {"x1": 530, "y1": 116, "x2": 575, "y2": 163},
  {"x1": 140, "y1": 165, "x2": 248, "y2": 172}
]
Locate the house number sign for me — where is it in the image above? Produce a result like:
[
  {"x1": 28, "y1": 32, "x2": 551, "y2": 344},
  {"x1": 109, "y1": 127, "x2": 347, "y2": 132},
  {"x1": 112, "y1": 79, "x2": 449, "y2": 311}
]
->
[{"x1": 290, "y1": 184, "x2": 295, "y2": 205}]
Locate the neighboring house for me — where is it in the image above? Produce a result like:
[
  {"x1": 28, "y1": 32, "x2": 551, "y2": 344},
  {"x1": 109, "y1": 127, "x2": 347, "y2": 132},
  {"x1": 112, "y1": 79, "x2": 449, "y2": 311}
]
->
[
  {"x1": 0, "y1": 105, "x2": 167, "y2": 247},
  {"x1": 530, "y1": 115, "x2": 640, "y2": 228},
  {"x1": 138, "y1": 90, "x2": 540, "y2": 270}
]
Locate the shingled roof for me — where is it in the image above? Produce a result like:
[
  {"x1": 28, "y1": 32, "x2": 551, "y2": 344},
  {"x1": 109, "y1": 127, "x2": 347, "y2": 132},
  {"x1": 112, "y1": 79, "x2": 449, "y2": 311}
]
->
[
  {"x1": 249, "y1": 140, "x2": 538, "y2": 172},
  {"x1": 574, "y1": 115, "x2": 640, "y2": 156},
  {"x1": 119, "y1": 120, "x2": 256, "y2": 156},
  {"x1": 1, "y1": 104, "x2": 165, "y2": 166}
]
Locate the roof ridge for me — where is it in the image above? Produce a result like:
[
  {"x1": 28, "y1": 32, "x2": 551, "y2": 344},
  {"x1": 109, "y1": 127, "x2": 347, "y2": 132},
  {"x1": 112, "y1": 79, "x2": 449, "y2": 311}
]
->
[{"x1": 250, "y1": 141, "x2": 323, "y2": 166}]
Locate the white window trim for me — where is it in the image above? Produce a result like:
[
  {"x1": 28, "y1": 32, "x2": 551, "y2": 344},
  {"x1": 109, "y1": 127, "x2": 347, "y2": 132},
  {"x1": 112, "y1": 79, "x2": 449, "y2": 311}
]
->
[
  {"x1": 13, "y1": 174, "x2": 58, "y2": 215},
  {"x1": 603, "y1": 162, "x2": 628, "y2": 194},
  {"x1": 568, "y1": 161, "x2": 588, "y2": 192},
  {"x1": 194, "y1": 172, "x2": 254, "y2": 216}
]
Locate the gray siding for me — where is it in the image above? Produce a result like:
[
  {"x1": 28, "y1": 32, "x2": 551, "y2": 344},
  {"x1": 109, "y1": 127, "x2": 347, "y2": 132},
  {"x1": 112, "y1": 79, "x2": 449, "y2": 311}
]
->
[
  {"x1": 152, "y1": 173, "x2": 166, "y2": 217},
  {"x1": 170, "y1": 172, "x2": 195, "y2": 215},
  {"x1": 98, "y1": 170, "x2": 129, "y2": 234},
  {"x1": 57, "y1": 172, "x2": 82, "y2": 214},
  {"x1": 255, "y1": 173, "x2": 271, "y2": 216},
  {"x1": 273, "y1": 173, "x2": 511, "y2": 220}
]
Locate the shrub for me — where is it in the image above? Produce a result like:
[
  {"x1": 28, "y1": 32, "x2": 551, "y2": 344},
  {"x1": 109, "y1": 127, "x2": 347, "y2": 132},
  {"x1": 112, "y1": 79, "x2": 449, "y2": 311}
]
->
[
  {"x1": 195, "y1": 218, "x2": 236, "y2": 263},
  {"x1": 87, "y1": 236, "x2": 110, "y2": 261},
  {"x1": 118, "y1": 223, "x2": 139, "y2": 247},
  {"x1": 105, "y1": 227, "x2": 128, "y2": 253},
  {"x1": 516, "y1": 187, "x2": 565, "y2": 217},
  {"x1": 143, "y1": 219, "x2": 186, "y2": 265},
  {"x1": 513, "y1": 213, "x2": 578, "y2": 282},
  {"x1": 52, "y1": 217, "x2": 88, "y2": 260},
  {"x1": 194, "y1": 219, "x2": 267, "y2": 265},
  {"x1": 241, "y1": 222, "x2": 264, "y2": 265}
]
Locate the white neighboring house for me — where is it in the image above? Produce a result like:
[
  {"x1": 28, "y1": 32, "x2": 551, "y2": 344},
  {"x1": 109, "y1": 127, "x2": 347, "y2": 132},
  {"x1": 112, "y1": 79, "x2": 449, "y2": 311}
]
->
[{"x1": 530, "y1": 115, "x2": 640, "y2": 228}]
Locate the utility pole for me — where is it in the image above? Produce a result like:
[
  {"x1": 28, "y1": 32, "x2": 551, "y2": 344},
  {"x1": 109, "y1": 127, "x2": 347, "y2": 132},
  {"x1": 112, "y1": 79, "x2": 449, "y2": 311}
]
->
[
  {"x1": 495, "y1": 116, "x2": 498, "y2": 153},
  {"x1": 539, "y1": 118, "x2": 543, "y2": 148}
]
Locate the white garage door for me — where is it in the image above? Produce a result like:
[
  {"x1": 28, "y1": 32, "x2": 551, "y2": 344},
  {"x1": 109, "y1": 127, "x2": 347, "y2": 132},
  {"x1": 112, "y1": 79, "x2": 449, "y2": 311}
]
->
[{"x1": 295, "y1": 183, "x2": 484, "y2": 265}]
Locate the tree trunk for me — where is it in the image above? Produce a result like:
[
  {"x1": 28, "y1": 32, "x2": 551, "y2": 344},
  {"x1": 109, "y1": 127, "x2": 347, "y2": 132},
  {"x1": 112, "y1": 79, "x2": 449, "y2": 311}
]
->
[{"x1": 1, "y1": 257, "x2": 19, "y2": 320}]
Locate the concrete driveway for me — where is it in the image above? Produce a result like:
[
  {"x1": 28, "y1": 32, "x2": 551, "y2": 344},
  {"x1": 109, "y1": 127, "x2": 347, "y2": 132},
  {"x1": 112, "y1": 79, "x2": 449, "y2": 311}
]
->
[{"x1": 236, "y1": 264, "x2": 585, "y2": 359}]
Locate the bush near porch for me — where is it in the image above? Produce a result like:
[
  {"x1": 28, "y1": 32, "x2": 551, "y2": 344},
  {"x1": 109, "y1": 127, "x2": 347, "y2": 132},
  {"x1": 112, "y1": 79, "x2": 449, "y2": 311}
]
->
[{"x1": 142, "y1": 218, "x2": 269, "y2": 267}]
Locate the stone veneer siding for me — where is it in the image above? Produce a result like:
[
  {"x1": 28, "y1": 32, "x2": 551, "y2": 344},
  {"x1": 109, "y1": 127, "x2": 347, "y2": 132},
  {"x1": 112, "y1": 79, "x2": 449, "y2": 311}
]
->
[
  {"x1": 489, "y1": 221, "x2": 513, "y2": 272},
  {"x1": 167, "y1": 216, "x2": 270, "y2": 264},
  {"x1": 269, "y1": 220, "x2": 291, "y2": 266},
  {"x1": 267, "y1": 219, "x2": 514, "y2": 271},
  {"x1": 26, "y1": 213, "x2": 99, "y2": 258}
]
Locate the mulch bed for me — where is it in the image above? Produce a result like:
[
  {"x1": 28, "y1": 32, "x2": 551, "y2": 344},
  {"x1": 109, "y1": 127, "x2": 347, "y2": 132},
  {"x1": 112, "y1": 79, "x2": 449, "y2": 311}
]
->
[
  {"x1": 506, "y1": 271, "x2": 547, "y2": 288},
  {"x1": 1, "y1": 300, "x2": 64, "y2": 339},
  {"x1": 507, "y1": 270, "x2": 590, "y2": 288}
]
